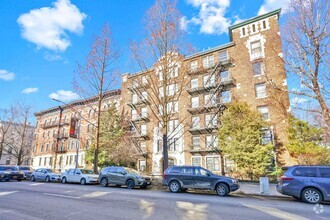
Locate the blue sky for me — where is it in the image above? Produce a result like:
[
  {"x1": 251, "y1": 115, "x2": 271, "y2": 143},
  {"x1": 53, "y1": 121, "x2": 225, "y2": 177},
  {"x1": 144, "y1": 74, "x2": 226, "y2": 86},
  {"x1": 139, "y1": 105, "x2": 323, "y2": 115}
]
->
[{"x1": 0, "y1": 0, "x2": 289, "y2": 114}]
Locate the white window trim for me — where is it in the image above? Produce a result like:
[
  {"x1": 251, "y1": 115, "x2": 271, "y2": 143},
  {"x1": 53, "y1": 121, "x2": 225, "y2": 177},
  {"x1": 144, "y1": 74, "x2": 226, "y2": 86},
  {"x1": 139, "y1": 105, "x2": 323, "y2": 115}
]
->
[
  {"x1": 205, "y1": 155, "x2": 221, "y2": 172},
  {"x1": 191, "y1": 156, "x2": 202, "y2": 167}
]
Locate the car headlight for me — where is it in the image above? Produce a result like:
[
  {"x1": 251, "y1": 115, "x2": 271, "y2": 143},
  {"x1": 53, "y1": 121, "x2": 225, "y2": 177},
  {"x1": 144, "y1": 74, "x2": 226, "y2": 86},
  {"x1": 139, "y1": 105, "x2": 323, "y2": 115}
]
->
[{"x1": 231, "y1": 179, "x2": 239, "y2": 184}]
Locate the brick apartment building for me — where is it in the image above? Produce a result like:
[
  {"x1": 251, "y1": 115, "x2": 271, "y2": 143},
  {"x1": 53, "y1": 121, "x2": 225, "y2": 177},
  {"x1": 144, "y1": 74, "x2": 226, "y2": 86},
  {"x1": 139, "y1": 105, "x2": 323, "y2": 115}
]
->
[
  {"x1": 32, "y1": 90, "x2": 121, "y2": 171},
  {"x1": 121, "y1": 9, "x2": 291, "y2": 175},
  {"x1": 32, "y1": 9, "x2": 291, "y2": 174}
]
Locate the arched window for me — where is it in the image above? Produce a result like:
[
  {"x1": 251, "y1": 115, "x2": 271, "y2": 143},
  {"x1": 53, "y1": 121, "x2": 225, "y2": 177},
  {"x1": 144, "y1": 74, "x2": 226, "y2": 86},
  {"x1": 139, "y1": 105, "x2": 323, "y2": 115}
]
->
[
  {"x1": 49, "y1": 119, "x2": 52, "y2": 125},
  {"x1": 63, "y1": 115, "x2": 67, "y2": 123},
  {"x1": 88, "y1": 109, "x2": 92, "y2": 118},
  {"x1": 41, "y1": 144, "x2": 44, "y2": 152},
  {"x1": 46, "y1": 144, "x2": 49, "y2": 152},
  {"x1": 54, "y1": 117, "x2": 58, "y2": 124}
]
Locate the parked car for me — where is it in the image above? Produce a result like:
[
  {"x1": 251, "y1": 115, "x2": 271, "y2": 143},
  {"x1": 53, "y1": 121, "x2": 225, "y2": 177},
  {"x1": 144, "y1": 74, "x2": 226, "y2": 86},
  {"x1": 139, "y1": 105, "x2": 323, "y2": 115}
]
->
[
  {"x1": 99, "y1": 166, "x2": 151, "y2": 189},
  {"x1": 30, "y1": 168, "x2": 61, "y2": 182},
  {"x1": 16, "y1": 166, "x2": 34, "y2": 179},
  {"x1": 0, "y1": 165, "x2": 24, "y2": 182},
  {"x1": 61, "y1": 168, "x2": 99, "y2": 185},
  {"x1": 162, "y1": 166, "x2": 239, "y2": 196},
  {"x1": 276, "y1": 165, "x2": 330, "y2": 204}
]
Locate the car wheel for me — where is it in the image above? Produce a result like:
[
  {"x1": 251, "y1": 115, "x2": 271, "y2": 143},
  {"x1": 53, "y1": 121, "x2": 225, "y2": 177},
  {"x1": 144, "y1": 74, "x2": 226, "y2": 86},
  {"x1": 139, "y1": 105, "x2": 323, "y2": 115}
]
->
[
  {"x1": 302, "y1": 188, "x2": 322, "y2": 204},
  {"x1": 80, "y1": 178, "x2": 86, "y2": 185},
  {"x1": 61, "y1": 177, "x2": 67, "y2": 184},
  {"x1": 30, "y1": 176, "x2": 35, "y2": 182},
  {"x1": 100, "y1": 178, "x2": 108, "y2": 187},
  {"x1": 126, "y1": 180, "x2": 135, "y2": 189},
  {"x1": 169, "y1": 180, "x2": 181, "y2": 193},
  {"x1": 45, "y1": 176, "x2": 50, "y2": 183},
  {"x1": 216, "y1": 183, "x2": 229, "y2": 196}
]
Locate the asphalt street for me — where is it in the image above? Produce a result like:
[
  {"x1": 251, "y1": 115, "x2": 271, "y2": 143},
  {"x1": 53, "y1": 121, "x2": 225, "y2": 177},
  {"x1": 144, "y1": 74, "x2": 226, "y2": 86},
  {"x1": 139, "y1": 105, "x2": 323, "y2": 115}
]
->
[{"x1": 0, "y1": 181, "x2": 329, "y2": 220}]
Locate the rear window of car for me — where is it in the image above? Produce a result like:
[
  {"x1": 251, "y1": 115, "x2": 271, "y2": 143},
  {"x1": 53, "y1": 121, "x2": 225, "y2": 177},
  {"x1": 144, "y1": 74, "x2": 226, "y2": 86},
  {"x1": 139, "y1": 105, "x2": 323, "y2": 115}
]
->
[
  {"x1": 108, "y1": 167, "x2": 117, "y2": 173},
  {"x1": 292, "y1": 167, "x2": 317, "y2": 177},
  {"x1": 169, "y1": 167, "x2": 183, "y2": 174},
  {"x1": 0, "y1": 166, "x2": 17, "y2": 171},
  {"x1": 319, "y1": 168, "x2": 330, "y2": 178},
  {"x1": 19, "y1": 166, "x2": 32, "y2": 171}
]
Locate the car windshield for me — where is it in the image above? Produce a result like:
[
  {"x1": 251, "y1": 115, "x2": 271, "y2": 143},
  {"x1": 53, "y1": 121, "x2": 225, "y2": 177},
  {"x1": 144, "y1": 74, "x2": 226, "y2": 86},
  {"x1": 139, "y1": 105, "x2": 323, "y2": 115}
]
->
[
  {"x1": 0, "y1": 166, "x2": 18, "y2": 171},
  {"x1": 19, "y1": 167, "x2": 32, "y2": 171},
  {"x1": 46, "y1": 169, "x2": 54, "y2": 173},
  {"x1": 81, "y1": 169, "x2": 93, "y2": 174},
  {"x1": 125, "y1": 168, "x2": 140, "y2": 175}
]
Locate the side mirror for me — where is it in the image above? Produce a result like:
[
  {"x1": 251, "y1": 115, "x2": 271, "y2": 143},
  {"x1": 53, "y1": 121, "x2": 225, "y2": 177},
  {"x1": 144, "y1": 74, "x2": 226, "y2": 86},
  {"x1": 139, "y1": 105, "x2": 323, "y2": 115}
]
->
[
  {"x1": 207, "y1": 173, "x2": 211, "y2": 177},
  {"x1": 121, "y1": 172, "x2": 127, "y2": 175}
]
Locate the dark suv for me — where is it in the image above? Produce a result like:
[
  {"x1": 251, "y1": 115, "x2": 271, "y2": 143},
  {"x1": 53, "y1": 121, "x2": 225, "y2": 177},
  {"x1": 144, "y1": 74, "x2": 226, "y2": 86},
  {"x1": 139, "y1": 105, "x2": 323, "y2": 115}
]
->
[
  {"x1": 163, "y1": 166, "x2": 239, "y2": 196},
  {"x1": 0, "y1": 165, "x2": 24, "y2": 182},
  {"x1": 276, "y1": 166, "x2": 330, "y2": 204},
  {"x1": 99, "y1": 166, "x2": 151, "y2": 189}
]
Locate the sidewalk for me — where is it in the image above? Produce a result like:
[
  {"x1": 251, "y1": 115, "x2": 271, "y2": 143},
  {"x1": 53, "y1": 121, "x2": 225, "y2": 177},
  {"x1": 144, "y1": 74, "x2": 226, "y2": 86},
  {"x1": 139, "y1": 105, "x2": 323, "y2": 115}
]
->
[{"x1": 235, "y1": 182, "x2": 287, "y2": 197}]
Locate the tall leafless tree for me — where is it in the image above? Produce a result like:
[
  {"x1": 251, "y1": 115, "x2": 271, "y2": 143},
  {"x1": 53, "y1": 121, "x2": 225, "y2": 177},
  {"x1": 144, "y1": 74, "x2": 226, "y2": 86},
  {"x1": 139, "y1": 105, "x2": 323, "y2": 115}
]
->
[
  {"x1": 74, "y1": 24, "x2": 120, "y2": 173},
  {"x1": 131, "y1": 0, "x2": 192, "y2": 172},
  {"x1": 4, "y1": 102, "x2": 34, "y2": 165},
  {"x1": 0, "y1": 108, "x2": 14, "y2": 160},
  {"x1": 283, "y1": 0, "x2": 330, "y2": 138}
]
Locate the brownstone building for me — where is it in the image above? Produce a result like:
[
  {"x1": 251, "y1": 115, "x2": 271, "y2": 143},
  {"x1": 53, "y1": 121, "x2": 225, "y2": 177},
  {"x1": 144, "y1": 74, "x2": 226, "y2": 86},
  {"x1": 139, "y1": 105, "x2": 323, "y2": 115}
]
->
[
  {"x1": 32, "y1": 90, "x2": 121, "y2": 170},
  {"x1": 32, "y1": 9, "x2": 291, "y2": 174},
  {"x1": 121, "y1": 9, "x2": 291, "y2": 175}
]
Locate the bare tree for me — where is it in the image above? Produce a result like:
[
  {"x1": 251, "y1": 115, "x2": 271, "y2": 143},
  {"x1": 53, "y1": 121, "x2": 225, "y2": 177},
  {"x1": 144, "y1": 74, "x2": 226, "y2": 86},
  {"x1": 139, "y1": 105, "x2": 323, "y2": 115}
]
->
[
  {"x1": 283, "y1": 0, "x2": 330, "y2": 137},
  {"x1": 4, "y1": 102, "x2": 34, "y2": 165},
  {"x1": 130, "y1": 0, "x2": 191, "y2": 172},
  {"x1": 73, "y1": 24, "x2": 120, "y2": 173},
  {"x1": 0, "y1": 108, "x2": 14, "y2": 160}
]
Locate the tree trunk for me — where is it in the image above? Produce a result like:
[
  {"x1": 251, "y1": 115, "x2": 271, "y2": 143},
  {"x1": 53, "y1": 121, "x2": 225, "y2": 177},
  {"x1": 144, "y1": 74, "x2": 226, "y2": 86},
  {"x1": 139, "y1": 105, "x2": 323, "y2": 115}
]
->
[{"x1": 162, "y1": 133, "x2": 168, "y2": 173}]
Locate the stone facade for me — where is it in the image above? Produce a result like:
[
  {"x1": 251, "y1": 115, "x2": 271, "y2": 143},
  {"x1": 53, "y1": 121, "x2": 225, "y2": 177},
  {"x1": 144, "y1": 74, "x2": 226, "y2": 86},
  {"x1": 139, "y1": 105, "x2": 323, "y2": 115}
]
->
[{"x1": 32, "y1": 90, "x2": 121, "y2": 171}]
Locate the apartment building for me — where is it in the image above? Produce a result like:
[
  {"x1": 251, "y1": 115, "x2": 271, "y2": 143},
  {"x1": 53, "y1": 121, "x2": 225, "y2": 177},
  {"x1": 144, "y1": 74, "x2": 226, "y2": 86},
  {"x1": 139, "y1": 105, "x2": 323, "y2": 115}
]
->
[
  {"x1": 121, "y1": 9, "x2": 291, "y2": 175},
  {"x1": 32, "y1": 90, "x2": 121, "y2": 171}
]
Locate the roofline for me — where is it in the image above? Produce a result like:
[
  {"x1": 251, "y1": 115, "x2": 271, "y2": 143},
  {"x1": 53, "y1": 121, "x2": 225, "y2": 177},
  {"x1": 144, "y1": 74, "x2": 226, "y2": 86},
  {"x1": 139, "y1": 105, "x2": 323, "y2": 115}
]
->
[
  {"x1": 228, "y1": 8, "x2": 281, "y2": 41},
  {"x1": 34, "y1": 89, "x2": 121, "y2": 117}
]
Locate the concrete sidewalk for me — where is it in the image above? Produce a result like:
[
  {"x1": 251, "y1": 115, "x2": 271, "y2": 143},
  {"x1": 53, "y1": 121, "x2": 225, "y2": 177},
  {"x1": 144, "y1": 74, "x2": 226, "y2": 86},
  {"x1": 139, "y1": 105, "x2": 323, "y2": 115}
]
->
[{"x1": 235, "y1": 182, "x2": 287, "y2": 197}]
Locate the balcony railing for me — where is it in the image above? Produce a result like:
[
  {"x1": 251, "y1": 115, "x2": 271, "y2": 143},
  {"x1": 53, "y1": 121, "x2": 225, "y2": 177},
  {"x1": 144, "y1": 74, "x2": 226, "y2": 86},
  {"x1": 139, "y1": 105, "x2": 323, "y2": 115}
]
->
[
  {"x1": 128, "y1": 83, "x2": 149, "y2": 91},
  {"x1": 131, "y1": 113, "x2": 149, "y2": 122},
  {"x1": 128, "y1": 98, "x2": 149, "y2": 107},
  {"x1": 188, "y1": 125, "x2": 218, "y2": 135},
  {"x1": 187, "y1": 103, "x2": 224, "y2": 115},
  {"x1": 55, "y1": 146, "x2": 67, "y2": 153},
  {"x1": 131, "y1": 131, "x2": 150, "y2": 140},
  {"x1": 189, "y1": 146, "x2": 220, "y2": 154},
  {"x1": 53, "y1": 133, "x2": 69, "y2": 139}
]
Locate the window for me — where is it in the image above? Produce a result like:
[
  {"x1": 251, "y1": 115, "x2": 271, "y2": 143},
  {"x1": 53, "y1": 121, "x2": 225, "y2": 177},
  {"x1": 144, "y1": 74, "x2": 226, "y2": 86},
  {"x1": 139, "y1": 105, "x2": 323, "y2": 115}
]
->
[
  {"x1": 157, "y1": 139, "x2": 163, "y2": 153},
  {"x1": 319, "y1": 168, "x2": 330, "y2": 178},
  {"x1": 251, "y1": 40, "x2": 262, "y2": 57},
  {"x1": 168, "y1": 119, "x2": 179, "y2": 133},
  {"x1": 258, "y1": 106, "x2": 269, "y2": 120},
  {"x1": 44, "y1": 157, "x2": 47, "y2": 166},
  {"x1": 39, "y1": 158, "x2": 42, "y2": 166},
  {"x1": 141, "y1": 107, "x2": 147, "y2": 117},
  {"x1": 205, "y1": 114, "x2": 217, "y2": 127},
  {"x1": 204, "y1": 94, "x2": 217, "y2": 106},
  {"x1": 220, "y1": 70, "x2": 229, "y2": 82},
  {"x1": 140, "y1": 142, "x2": 146, "y2": 152},
  {"x1": 191, "y1": 78, "x2": 198, "y2": 89},
  {"x1": 192, "y1": 156, "x2": 202, "y2": 167},
  {"x1": 141, "y1": 76, "x2": 147, "y2": 85},
  {"x1": 141, "y1": 124, "x2": 147, "y2": 135},
  {"x1": 206, "y1": 156, "x2": 220, "y2": 171},
  {"x1": 166, "y1": 84, "x2": 178, "y2": 96},
  {"x1": 168, "y1": 159, "x2": 175, "y2": 167},
  {"x1": 169, "y1": 65, "x2": 178, "y2": 78},
  {"x1": 139, "y1": 160, "x2": 146, "y2": 172},
  {"x1": 224, "y1": 156, "x2": 236, "y2": 172},
  {"x1": 167, "y1": 101, "x2": 178, "y2": 113},
  {"x1": 169, "y1": 138, "x2": 179, "y2": 151},
  {"x1": 157, "y1": 69, "x2": 163, "y2": 81},
  {"x1": 132, "y1": 93, "x2": 138, "y2": 103},
  {"x1": 206, "y1": 135, "x2": 218, "y2": 148},
  {"x1": 255, "y1": 83, "x2": 267, "y2": 98},
  {"x1": 190, "y1": 60, "x2": 198, "y2": 71},
  {"x1": 222, "y1": 91, "x2": 231, "y2": 103},
  {"x1": 192, "y1": 136, "x2": 201, "y2": 149},
  {"x1": 202, "y1": 55, "x2": 214, "y2": 68},
  {"x1": 263, "y1": 20, "x2": 266, "y2": 29},
  {"x1": 169, "y1": 166, "x2": 183, "y2": 174},
  {"x1": 292, "y1": 167, "x2": 317, "y2": 177},
  {"x1": 191, "y1": 97, "x2": 199, "y2": 108},
  {"x1": 46, "y1": 144, "x2": 49, "y2": 152},
  {"x1": 141, "y1": 91, "x2": 148, "y2": 100},
  {"x1": 203, "y1": 75, "x2": 215, "y2": 87},
  {"x1": 192, "y1": 116, "x2": 200, "y2": 129},
  {"x1": 252, "y1": 24, "x2": 256, "y2": 33},
  {"x1": 241, "y1": 27, "x2": 247, "y2": 37},
  {"x1": 253, "y1": 61, "x2": 264, "y2": 76},
  {"x1": 132, "y1": 109, "x2": 137, "y2": 120},
  {"x1": 41, "y1": 144, "x2": 44, "y2": 152},
  {"x1": 87, "y1": 124, "x2": 92, "y2": 133},
  {"x1": 261, "y1": 128, "x2": 272, "y2": 145},
  {"x1": 219, "y1": 51, "x2": 228, "y2": 62}
]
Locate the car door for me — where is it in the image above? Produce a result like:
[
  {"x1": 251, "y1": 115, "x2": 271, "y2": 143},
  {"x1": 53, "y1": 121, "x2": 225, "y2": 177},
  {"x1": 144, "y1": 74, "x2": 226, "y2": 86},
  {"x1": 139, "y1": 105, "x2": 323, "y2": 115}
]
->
[
  {"x1": 317, "y1": 167, "x2": 330, "y2": 200},
  {"x1": 106, "y1": 167, "x2": 118, "y2": 184},
  {"x1": 65, "y1": 169, "x2": 75, "y2": 182},
  {"x1": 115, "y1": 167, "x2": 127, "y2": 185},
  {"x1": 73, "y1": 169, "x2": 82, "y2": 183},
  {"x1": 180, "y1": 167, "x2": 196, "y2": 188},
  {"x1": 35, "y1": 169, "x2": 42, "y2": 180},
  {"x1": 39, "y1": 169, "x2": 46, "y2": 180},
  {"x1": 193, "y1": 167, "x2": 214, "y2": 190}
]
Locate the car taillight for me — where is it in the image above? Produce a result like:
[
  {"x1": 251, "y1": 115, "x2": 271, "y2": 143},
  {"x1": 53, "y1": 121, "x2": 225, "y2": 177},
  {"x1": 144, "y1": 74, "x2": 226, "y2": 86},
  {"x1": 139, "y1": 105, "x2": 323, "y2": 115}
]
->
[
  {"x1": 280, "y1": 176, "x2": 294, "y2": 181},
  {"x1": 163, "y1": 172, "x2": 166, "y2": 178}
]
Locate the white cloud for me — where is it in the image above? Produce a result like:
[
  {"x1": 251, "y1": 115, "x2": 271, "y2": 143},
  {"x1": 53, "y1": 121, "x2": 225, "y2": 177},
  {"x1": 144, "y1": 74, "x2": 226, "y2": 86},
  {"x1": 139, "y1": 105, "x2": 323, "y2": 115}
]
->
[
  {"x1": 17, "y1": 0, "x2": 86, "y2": 52},
  {"x1": 22, "y1": 87, "x2": 39, "y2": 94},
  {"x1": 49, "y1": 90, "x2": 80, "y2": 102},
  {"x1": 258, "y1": 0, "x2": 289, "y2": 15},
  {"x1": 291, "y1": 97, "x2": 308, "y2": 105},
  {"x1": 0, "y1": 69, "x2": 15, "y2": 81},
  {"x1": 183, "y1": 0, "x2": 232, "y2": 35},
  {"x1": 44, "y1": 53, "x2": 63, "y2": 61}
]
